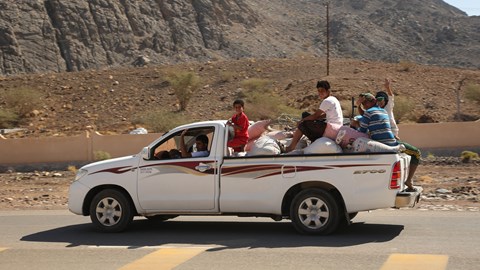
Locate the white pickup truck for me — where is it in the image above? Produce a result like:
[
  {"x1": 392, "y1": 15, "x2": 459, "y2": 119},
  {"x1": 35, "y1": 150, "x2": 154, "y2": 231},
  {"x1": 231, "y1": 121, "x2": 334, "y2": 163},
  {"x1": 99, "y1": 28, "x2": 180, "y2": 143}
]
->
[{"x1": 68, "y1": 120, "x2": 422, "y2": 235}]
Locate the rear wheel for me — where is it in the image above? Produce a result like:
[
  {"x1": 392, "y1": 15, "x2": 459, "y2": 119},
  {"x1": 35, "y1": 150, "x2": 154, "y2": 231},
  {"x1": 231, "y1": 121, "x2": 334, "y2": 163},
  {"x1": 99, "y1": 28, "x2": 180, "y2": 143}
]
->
[
  {"x1": 89, "y1": 189, "x2": 133, "y2": 232},
  {"x1": 290, "y1": 189, "x2": 341, "y2": 235}
]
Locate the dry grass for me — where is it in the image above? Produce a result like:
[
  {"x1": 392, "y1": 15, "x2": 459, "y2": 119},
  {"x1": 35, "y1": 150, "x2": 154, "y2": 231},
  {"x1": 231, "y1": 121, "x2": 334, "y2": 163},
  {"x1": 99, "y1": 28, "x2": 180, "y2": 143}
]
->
[
  {"x1": 465, "y1": 84, "x2": 480, "y2": 104},
  {"x1": 134, "y1": 109, "x2": 189, "y2": 133},
  {"x1": 394, "y1": 96, "x2": 415, "y2": 122}
]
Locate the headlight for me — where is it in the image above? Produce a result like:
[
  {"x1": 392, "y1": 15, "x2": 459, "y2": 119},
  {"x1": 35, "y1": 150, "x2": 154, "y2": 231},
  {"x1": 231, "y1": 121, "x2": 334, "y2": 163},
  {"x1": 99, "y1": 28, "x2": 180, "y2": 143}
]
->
[{"x1": 74, "y1": 169, "x2": 88, "y2": 181}]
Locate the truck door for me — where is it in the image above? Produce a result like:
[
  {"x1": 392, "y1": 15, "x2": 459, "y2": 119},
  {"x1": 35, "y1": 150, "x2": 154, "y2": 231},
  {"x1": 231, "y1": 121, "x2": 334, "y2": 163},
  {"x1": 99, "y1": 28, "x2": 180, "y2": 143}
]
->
[{"x1": 137, "y1": 126, "x2": 219, "y2": 211}]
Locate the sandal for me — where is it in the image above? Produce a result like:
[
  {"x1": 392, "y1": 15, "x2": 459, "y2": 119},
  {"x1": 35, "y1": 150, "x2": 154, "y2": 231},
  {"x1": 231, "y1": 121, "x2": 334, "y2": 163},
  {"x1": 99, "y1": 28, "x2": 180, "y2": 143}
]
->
[{"x1": 405, "y1": 187, "x2": 417, "y2": 192}]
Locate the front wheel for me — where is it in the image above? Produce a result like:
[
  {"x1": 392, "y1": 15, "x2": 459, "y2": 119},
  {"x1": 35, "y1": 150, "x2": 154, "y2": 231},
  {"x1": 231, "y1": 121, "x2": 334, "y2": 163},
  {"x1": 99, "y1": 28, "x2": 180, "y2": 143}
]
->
[
  {"x1": 89, "y1": 189, "x2": 133, "y2": 232},
  {"x1": 290, "y1": 188, "x2": 341, "y2": 235}
]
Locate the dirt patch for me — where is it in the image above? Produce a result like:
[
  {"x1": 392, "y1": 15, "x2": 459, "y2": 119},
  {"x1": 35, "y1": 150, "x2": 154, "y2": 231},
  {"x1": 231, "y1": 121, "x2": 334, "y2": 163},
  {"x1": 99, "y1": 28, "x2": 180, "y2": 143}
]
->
[{"x1": 0, "y1": 161, "x2": 478, "y2": 211}]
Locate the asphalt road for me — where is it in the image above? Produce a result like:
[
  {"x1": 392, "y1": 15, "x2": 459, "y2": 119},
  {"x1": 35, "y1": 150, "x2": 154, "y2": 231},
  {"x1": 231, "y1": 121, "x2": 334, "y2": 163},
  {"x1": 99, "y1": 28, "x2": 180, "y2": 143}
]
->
[{"x1": 0, "y1": 209, "x2": 479, "y2": 270}]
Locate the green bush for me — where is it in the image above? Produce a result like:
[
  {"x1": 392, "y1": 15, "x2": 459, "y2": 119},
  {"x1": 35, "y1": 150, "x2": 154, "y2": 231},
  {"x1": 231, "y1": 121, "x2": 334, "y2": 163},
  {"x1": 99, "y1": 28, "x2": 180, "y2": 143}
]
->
[
  {"x1": 465, "y1": 84, "x2": 480, "y2": 103},
  {"x1": 460, "y1": 151, "x2": 479, "y2": 163},
  {"x1": 393, "y1": 96, "x2": 415, "y2": 123},
  {"x1": 166, "y1": 71, "x2": 201, "y2": 111},
  {"x1": 3, "y1": 88, "x2": 43, "y2": 116},
  {"x1": 94, "y1": 150, "x2": 111, "y2": 161},
  {"x1": 242, "y1": 91, "x2": 301, "y2": 121},
  {"x1": 241, "y1": 78, "x2": 272, "y2": 92},
  {"x1": 0, "y1": 109, "x2": 19, "y2": 128},
  {"x1": 134, "y1": 109, "x2": 189, "y2": 133}
]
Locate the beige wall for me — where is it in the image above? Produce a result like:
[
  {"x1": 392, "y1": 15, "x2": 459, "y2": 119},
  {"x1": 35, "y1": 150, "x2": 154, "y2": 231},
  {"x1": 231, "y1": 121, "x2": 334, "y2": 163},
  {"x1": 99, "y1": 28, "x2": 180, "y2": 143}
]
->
[
  {"x1": 0, "y1": 122, "x2": 479, "y2": 166},
  {"x1": 0, "y1": 131, "x2": 161, "y2": 165},
  {"x1": 399, "y1": 122, "x2": 480, "y2": 148}
]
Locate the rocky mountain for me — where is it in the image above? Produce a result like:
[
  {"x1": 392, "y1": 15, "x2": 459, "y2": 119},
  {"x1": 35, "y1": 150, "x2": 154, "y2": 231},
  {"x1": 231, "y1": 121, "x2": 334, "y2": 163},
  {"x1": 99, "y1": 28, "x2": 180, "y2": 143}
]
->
[{"x1": 0, "y1": 0, "x2": 479, "y2": 75}]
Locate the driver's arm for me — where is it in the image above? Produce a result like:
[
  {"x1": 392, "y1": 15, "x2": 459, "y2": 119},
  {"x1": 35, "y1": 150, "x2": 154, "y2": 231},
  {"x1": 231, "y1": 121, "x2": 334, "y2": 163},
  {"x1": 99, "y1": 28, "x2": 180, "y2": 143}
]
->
[{"x1": 179, "y1": 129, "x2": 192, "y2": 158}]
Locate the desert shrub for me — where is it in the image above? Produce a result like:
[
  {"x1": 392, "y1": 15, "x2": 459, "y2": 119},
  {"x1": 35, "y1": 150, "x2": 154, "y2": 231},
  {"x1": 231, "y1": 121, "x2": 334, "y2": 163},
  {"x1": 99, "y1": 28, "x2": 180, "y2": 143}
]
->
[
  {"x1": 219, "y1": 71, "x2": 235, "y2": 83},
  {"x1": 237, "y1": 78, "x2": 300, "y2": 121},
  {"x1": 67, "y1": 165, "x2": 77, "y2": 173},
  {"x1": 94, "y1": 150, "x2": 111, "y2": 161},
  {"x1": 464, "y1": 84, "x2": 480, "y2": 103},
  {"x1": 242, "y1": 91, "x2": 301, "y2": 121},
  {"x1": 241, "y1": 78, "x2": 272, "y2": 92},
  {"x1": 0, "y1": 109, "x2": 19, "y2": 128},
  {"x1": 166, "y1": 71, "x2": 201, "y2": 111},
  {"x1": 3, "y1": 88, "x2": 43, "y2": 116},
  {"x1": 460, "y1": 151, "x2": 479, "y2": 163},
  {"x1": 393, "y1": 96, "x2": 415, "y2": 123},
  {"x1": 134, "y1": 109, "x2": 189, "y2": 133},
  {"x1": 397, "y1": 60, "x2": 415, "y2": 72}
]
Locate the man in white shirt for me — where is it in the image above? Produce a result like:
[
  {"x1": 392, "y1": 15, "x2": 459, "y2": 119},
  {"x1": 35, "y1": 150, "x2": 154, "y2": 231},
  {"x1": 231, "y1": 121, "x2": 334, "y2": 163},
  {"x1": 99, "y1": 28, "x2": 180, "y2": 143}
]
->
[
  {"x1": 180, "y1": 129, "x2": 209, "y2": 158},
  {"x1": 286, "y1": 80, "x2": 343, "y2": 152}
]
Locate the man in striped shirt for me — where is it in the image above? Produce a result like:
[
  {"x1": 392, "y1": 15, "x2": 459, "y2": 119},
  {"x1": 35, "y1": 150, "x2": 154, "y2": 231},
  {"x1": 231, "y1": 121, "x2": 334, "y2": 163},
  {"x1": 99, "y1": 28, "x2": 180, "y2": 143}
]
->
[
  {"x1": 357, "y1": 93, "x2": 398, "y2": 146},
  {"x1": 355, "y1": 92, "x2": 420, "y2": 192}
]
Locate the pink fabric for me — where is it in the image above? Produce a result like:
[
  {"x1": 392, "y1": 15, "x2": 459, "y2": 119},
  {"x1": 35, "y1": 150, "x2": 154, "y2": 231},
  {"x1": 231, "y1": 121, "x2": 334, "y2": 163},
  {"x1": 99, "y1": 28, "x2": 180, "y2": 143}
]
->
[
  {"x1": 245, "y1": 139, "x2": 256, "y2": 152},
  {"x1": 323, "y1": 123, "x2": 342, "y2": 140},
  {"x1": 335, "y1": 126, "x2": 368, "y2": 148},
  {"x1": 247, "y1": 120, "x2": 270, "y2": 138}
]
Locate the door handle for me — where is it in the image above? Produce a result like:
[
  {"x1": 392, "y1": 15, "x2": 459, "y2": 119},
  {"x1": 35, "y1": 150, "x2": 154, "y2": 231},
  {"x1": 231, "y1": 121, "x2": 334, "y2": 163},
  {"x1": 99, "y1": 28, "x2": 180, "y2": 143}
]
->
[{"x1": 195, "y1": 163, "x2": 211, "y2": 172}]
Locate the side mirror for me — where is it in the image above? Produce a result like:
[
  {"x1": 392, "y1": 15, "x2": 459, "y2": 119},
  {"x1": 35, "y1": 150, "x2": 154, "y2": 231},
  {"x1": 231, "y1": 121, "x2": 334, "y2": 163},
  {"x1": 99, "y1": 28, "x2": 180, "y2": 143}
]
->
[{"x1": 141, "y1": 147, "x2": 151, "y2": 160}]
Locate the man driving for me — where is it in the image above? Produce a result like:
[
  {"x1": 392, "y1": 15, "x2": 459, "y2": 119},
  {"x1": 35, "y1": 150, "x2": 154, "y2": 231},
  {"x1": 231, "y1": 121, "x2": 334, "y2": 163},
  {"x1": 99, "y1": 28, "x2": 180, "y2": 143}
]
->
[{"x1": 179, "y1": 129, "x2": 209, "y2": 158}]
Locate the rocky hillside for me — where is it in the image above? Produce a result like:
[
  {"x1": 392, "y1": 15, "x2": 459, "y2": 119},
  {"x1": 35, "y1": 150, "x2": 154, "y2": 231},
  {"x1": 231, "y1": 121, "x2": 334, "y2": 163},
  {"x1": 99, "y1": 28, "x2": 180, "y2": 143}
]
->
[{"x1": 0, "y1": 0, "x2": 479, "y2": 75}]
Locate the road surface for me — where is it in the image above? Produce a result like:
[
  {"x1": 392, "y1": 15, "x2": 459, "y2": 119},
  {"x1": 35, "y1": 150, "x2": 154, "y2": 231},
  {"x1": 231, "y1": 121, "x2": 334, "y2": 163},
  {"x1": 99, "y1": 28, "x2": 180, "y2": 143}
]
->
[{"x1": 0, "y1": 209, "x2": 479, "y2": 270}]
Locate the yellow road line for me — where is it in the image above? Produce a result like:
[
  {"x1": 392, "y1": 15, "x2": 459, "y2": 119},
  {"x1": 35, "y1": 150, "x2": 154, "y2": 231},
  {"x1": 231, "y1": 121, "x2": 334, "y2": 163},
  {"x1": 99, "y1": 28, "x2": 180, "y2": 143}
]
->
[
  {"x1": 0, "y1": 247, "x2": 6, "y2": 252},
  {"x1": 380, "y1": 254, "x2": 449, "y2": 270},
  {"x1": 119, "y1": 248, "x2": 206, "y2": 270}
]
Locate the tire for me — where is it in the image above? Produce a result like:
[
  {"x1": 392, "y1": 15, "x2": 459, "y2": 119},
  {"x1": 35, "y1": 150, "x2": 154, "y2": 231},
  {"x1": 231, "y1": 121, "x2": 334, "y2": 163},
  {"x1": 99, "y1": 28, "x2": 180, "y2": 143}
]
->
[
  {"x1": 290, "y1": 188, "x2": 341, "y2": 235},
  {"x1": 89, "y1": 189, "x2": 134, "y2": 233},
  {"x1": 145, "y1": 215, "x2": 178, "y2": 222}
]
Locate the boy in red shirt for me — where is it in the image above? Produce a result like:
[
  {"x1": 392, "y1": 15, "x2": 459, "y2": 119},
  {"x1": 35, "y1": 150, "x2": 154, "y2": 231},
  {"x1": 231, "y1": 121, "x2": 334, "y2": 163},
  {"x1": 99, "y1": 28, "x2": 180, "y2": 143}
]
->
[{"x1": 227, "y1": 99, "x2": 249, "y2": 152}]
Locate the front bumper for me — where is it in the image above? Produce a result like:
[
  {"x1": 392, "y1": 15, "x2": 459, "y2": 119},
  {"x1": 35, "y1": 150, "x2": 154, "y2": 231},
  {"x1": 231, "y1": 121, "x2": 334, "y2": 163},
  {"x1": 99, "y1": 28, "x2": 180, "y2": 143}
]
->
[
  {"x1": 68, "y1": 181, "x2": 91, "y2": 215},
  {"x1": 395, "y1": 186, "x2": 423, "y2": 208}
]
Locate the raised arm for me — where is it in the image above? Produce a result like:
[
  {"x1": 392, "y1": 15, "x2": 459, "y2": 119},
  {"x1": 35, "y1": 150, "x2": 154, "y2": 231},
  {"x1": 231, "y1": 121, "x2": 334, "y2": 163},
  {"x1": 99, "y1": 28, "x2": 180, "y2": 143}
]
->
[
  {"x1": 179, "y1": 129, "x2": 192, "y2": 158},
  {"x1": 384, "y1": 78, "x2": 394, "y2": 96}
]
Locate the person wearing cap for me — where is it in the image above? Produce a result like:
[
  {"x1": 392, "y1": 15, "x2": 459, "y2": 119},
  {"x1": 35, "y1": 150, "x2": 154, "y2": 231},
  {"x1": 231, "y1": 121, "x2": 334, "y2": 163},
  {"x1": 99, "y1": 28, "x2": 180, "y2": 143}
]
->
[
  {"x1": 356, "y1": 93, "x2": 397, "y2": 146},
  {"x1": 358, "y1": 79, "x2": 399, "y2": 138},
  {"x1": 285, "y1": 80, "x2": 343, "y2": 152},
  {"x1": 356, "y1": 93, "x2": 420, "y2": 192}
]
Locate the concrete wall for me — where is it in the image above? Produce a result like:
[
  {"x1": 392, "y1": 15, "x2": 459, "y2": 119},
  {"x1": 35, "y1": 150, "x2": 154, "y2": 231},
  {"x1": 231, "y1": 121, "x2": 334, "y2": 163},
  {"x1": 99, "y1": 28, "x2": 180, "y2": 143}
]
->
[
  {"x1": 399, "y1": 122, "x2": 480, "y2": 148},
  {"x1": 0, "y1": 122, "x2": 479, "y2": 170},
  {"x1": 0, "y1": 130, "x2": 161, "y2": 166}
]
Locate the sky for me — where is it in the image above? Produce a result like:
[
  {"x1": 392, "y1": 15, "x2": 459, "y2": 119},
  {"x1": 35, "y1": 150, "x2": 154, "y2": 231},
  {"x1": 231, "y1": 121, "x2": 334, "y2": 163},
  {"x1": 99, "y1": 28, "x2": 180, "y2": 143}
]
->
[{"x1": 443, "y1": 0, "x2": 480, "y2": 16}]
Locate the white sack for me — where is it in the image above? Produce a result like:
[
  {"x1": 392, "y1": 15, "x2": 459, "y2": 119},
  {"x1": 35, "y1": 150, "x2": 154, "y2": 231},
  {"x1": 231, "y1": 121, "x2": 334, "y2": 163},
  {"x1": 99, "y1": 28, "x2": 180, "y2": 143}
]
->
[
  {"x1": 247, "y1": 136, "x2": 281, "y2": 156},
  {"x1": 352, "y1": 137, "x2": 404, "y2": 153},
  {"x1": 303, "y1": 137, "x2": 342, "y2": 154}
]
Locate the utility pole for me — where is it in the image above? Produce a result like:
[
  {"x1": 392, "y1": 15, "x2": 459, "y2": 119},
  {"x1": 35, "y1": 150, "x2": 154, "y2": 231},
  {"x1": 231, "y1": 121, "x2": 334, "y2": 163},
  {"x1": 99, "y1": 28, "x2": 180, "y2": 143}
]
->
[
  {"x1": 325, "y1": 0, "x2": 330, "y2": 76},
  {"x1": 456, "y1": 78, "x2": 466, "y2": 120}
]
